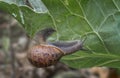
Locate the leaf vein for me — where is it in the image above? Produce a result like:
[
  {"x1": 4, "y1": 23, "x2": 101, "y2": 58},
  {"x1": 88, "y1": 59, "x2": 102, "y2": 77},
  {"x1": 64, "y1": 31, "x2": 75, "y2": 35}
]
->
[{"x1": 112, "y1": 0, "x2": 120, "y2": 11}]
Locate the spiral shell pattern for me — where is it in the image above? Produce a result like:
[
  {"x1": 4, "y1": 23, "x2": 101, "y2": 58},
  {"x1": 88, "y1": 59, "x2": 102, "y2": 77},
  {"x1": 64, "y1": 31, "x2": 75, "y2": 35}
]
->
[{"x1": 27, "y1": 45, "x2": 64, "y2": 67}]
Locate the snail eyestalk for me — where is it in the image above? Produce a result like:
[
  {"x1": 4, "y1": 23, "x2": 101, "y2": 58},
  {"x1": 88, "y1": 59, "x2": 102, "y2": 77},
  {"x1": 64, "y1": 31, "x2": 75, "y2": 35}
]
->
[{"x1": 35, "y1": 28, "x2": 56, "y2": 44}]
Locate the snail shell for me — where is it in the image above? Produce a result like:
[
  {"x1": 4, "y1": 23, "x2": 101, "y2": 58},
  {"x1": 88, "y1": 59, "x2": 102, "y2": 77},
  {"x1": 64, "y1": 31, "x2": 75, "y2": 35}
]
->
[{"x1": 27, "y1": 44, "x2": 64, "y2": 67}]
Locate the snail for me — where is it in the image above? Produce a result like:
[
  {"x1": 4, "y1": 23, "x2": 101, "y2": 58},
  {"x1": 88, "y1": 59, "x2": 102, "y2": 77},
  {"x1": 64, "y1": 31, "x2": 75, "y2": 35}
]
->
[{"x1": 27, "y1": 28, "x2": 86, "y2": 67}]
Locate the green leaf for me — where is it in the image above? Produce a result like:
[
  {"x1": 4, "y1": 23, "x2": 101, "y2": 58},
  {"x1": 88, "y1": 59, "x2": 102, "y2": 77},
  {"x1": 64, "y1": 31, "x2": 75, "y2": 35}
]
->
[
  {"x1": 0, "y1": 0, "x2": 120, "y2": 68},
  {"x1": 42, "y1": 0, "x2": 120, "y2": 68},
  {"x1": 0, "y1": 0, "x2": 53, "y2": 37}
]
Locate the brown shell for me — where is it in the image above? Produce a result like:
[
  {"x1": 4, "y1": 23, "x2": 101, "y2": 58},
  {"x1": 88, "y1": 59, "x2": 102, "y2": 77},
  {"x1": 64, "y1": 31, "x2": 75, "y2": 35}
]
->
[{"x1": 27, "y1": 45, "x2": 64, "y2": 67}]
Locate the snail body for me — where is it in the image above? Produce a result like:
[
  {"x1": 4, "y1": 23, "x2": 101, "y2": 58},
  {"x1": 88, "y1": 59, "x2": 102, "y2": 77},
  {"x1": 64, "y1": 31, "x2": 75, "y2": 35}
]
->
[{"x1": 27, "y1": 28, "x2": 85, "y2": 67}]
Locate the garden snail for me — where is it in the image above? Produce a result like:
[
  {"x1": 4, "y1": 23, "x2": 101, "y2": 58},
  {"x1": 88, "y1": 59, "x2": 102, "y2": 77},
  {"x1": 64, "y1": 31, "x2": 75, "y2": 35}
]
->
[{"x1": 27, "y1": 28, "x2": 86, "y2": 67}]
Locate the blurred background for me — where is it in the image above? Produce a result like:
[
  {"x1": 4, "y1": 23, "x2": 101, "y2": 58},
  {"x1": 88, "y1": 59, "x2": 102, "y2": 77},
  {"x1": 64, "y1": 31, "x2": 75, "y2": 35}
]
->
[{"x1": 0, "y1": 10, "x2": 119, "y2": 78}]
